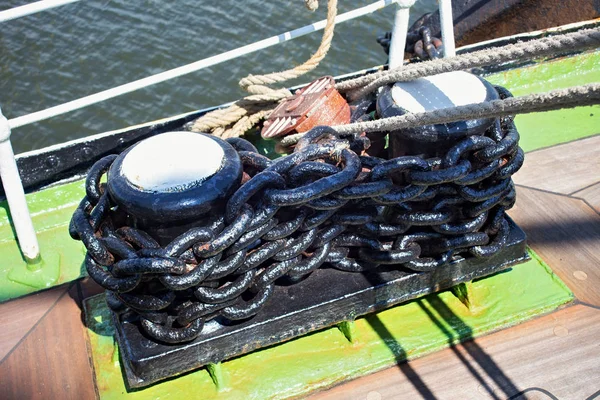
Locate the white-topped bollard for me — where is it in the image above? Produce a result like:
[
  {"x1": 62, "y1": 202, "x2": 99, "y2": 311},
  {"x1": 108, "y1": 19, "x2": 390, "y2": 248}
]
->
[
  {"x1": 377, "y1": 71, "x2": 499, "y2": 157},
  {"x1": 0, "y1": 107, "x2": 40, "y2": 264},
  {"x1": 107, "y1": 131, "x2": 243, "y2": 245},
  {"x1": 120, "y1": 131, "x2": 225, "y2": 193},
  {"x1": 390, "y1": 71, "x2": 490, "y2": 113}
]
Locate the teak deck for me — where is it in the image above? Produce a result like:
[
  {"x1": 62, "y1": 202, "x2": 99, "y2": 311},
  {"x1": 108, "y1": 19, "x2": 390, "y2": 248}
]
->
[
  {"x1": 1, "y1": 133, "x2": 598, "y2": 399},
  {"x1": 313, "y1": 135, "x2": 600, "y2": 400}
]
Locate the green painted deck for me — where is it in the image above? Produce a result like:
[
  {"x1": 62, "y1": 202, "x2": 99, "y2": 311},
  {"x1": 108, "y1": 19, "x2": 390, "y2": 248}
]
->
[
  {"x1": 486, "y1": 51, "x2": 600, "y2": 152},
  {"x1": 84, "y1": 251, "x2": 572, "y2": 399},
  {"x1": 0, "y1": 180, "x2": 85, "y2": 300}
]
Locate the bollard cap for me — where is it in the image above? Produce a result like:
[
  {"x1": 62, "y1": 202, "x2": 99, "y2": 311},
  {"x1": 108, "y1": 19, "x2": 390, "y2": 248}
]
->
[
  {"x1": 107, "y1": 131, "x2": 242, "y2": 223},
  {"x1": 377, "y1": 71, "x2": 499, "y2": 142}
]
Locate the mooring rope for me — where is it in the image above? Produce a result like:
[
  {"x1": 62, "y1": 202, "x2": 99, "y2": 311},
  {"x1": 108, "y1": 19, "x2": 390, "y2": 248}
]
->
[
  {"x1": 188, "y1": 0, "x2": 337, "y2": 138},
  {"x1": 189, "y1": 20, "x2": 599, "y2": 142},
  {"x1": 279, "y1": 83, "x2": 600, "y2": 147},
  {"x1": 338, "y1": 28, "x2": 600, "y2": 100}
]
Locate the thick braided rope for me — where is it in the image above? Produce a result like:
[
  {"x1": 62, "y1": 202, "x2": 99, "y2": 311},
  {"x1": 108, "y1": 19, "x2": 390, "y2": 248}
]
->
[
  {"x1": 189, "y1": 0, "x2": 337, "y2": 137},
  {"x1": 238, "y1": 0, "x2": 337, "y2": 94},
  {"x1": 338, "y1": 28, "x2": 600, "y2": 100},
  {"x1": 280, "y1": 83, "x2": 600, "y2": 146},
  {"x1": 223, "y1": 108, "x2": 275, "y2": 139}
]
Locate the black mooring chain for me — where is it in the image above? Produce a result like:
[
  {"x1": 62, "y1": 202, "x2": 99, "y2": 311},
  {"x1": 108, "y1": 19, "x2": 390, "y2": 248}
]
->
[
  {"x1": 71, "y1": 86, "x2": 523, "y2": 344},
  {"x1": 377, "y1": 26, "x2": 443, "y2": 61}
]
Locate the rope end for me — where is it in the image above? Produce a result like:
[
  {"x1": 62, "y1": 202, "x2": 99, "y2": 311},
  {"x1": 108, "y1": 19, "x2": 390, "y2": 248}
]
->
[{"x1": 305, "y1": 0, "x2": 318, "y2": 11}]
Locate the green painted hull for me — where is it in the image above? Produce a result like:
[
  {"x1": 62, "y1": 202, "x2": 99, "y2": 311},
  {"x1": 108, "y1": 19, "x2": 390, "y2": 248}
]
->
[{"x1": 2, "y1": 49, "x2": 598, "y2": 301}]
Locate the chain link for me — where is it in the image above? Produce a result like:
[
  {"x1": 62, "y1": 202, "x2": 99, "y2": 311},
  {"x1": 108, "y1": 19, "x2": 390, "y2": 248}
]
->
[
  {"x1": 72, "y1": 86, "x2": 523, "y2": 344},
  {"x1": 377, "y1": 26, "x2": 443, "y2": 61}
]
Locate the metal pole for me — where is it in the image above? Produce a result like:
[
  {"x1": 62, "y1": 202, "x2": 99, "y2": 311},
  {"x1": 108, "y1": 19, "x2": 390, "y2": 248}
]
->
[
  {"x1": 388, "y1": 0, "x2": 416, "y2": 69},
  {"x1": 439, "y1": 0, "x2": 456, "y2": 57},
  {"x1": 0, "y1": 0, "x2": 82, "y2": 23},
  {"x1": 0, "y1": 107, "x2": 40, "y2": 264}
]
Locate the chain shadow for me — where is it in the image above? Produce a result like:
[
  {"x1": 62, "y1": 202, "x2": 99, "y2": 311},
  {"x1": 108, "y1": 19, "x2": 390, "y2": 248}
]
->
[
  {"x1": 422, "y1": 294, "x2": 521, "y2": 398},
  {"x1": 363, "y1": 271, "x2": 437, "y2": 399},
  {"x1": 362, "y1": 270, "x2": 522, "y2": 399},
  {"x1": 363, "y1": 312, "x2": 438, "y2": 400}
]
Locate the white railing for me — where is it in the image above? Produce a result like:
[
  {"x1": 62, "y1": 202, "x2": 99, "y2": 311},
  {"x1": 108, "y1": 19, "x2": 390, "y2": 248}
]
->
[
  {"x1": 0, "y1": 0, "x2": 455, "y2": 265},
  {"x1": 0, "y1": 0, "x2": 83, "y2": 23},
  {"x1": 439, "y1": 0, "x2": 456, "y2": 56},
  {"x1": 8, "y1": 0, "x2": 403, "y2": 129},
  {"x1": 0, "y1": 109, "x2": 39, "y2": 263},
  {"x1": 388, "y1": 0, "x2": 415, "y2": 68}
]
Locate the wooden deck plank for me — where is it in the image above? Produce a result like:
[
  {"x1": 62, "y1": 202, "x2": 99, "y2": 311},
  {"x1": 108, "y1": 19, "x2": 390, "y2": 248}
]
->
[
  {"x1": 0, "y1": 285, "x2": 68, "y2": 362},
  {"x1": 311, "y1": 304, "x2": 600, "y2": 400},
  {"x1": 509, "y1": 186, "x2": 600, "y2": 306},
  {"x1": 0, "y1": 284, "x2": 97, "y2": 400},
  {"x1": 573, "y1": 182, "x2": 600, "y2": 215},
  {"x1": 314, "y1": 184, "x2": 600, "y2": 399},
  {"x1": 512, "y1": 135, "x2": 600, "y2": 195}
]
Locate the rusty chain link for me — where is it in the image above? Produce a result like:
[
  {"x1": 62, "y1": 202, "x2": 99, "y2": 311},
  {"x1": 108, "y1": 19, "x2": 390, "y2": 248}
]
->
[
  {"x1": 377, "y1": 26, "x2": 443, "y2": 61},
  {"x1": 71, "y1": 85, "x2": 522, "y2": 344}
]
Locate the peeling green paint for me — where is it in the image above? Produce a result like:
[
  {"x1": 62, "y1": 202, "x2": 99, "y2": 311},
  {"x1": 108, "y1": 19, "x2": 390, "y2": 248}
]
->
[
  {"x1": 1, "y1": 50, "x2": 597, "y2": 301},
  {"x1": 84, "y1": 250, "x2": 572, "y2": 400}
]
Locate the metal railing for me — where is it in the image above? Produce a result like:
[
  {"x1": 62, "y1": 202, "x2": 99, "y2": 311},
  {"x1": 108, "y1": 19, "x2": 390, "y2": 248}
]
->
[
  {"x1": 0, "y1": 0, "x2": 82, "y2": 23},
  {"x1": 7, "y1": 0, "x2": 402, "y2": 129},
  {"x1": 0, "y1": 0, "x2": 455, "y2": 267}
]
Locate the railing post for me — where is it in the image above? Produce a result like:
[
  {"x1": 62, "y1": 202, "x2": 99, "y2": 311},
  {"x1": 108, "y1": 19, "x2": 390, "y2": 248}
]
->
[
  {"x1": 0, "y1": 107, "x2": 40, "y2": 265},
  {"x1": 439, "y1": 0, "x2": 456, "y2": 57},
  {"x1": 2, "y1": 107, "x2": 60, "y2": 289},
  {"x1": 388, "y1": 0, "x2": 416, "y2": 69}
]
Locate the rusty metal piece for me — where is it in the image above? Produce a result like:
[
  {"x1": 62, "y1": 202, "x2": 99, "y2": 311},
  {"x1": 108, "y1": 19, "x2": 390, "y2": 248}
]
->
[
  {"x1": 413, "y1": 27, "x2": 443, "y2": 60},
  {"x1": 261, "y1": 76, "x2": 350, "y2": 138}
]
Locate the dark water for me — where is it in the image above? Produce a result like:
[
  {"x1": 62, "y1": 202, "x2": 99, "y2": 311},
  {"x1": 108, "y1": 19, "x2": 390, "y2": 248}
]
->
[{"x1": 0, "y1": 0, "x2": 436, "y2": 154}]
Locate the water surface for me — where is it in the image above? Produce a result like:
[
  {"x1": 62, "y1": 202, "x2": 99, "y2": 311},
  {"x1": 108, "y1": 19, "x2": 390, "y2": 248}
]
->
[{"x1": 0, "y1": 0, "x2": 435, "y2": 154}]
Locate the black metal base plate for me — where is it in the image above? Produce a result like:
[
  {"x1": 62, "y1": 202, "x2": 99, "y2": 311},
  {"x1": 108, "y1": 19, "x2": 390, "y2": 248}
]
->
[{"x1": 113, "y1": 217, "x2": 528, "y2": 388}]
